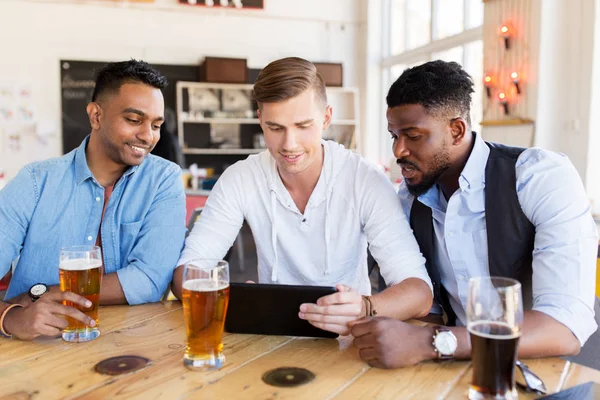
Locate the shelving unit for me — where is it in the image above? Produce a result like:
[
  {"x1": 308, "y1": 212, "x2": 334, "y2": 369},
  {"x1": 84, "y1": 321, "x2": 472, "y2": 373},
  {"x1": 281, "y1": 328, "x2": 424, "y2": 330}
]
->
[{"x1": 175, "y1": 81, "x2": 360, "y2": 166}]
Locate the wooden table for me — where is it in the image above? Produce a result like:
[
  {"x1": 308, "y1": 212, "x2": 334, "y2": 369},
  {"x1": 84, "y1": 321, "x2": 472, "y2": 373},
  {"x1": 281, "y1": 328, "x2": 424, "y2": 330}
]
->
[{"x1": 1, "y1": 301, "x2": 599, "y2": 399}]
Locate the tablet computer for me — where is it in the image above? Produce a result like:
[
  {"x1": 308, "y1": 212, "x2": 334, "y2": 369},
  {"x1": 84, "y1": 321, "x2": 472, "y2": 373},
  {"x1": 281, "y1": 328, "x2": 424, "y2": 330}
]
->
[{"x1": 224, "y1": 282, "x2": 339, "y2": 339}]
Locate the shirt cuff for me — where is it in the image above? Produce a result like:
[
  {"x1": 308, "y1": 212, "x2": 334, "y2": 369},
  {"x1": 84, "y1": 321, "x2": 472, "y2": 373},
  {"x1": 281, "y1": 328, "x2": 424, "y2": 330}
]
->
[
  {"x1": 533, "y1": 294, "x2": 598, "y2": 346},
  {"x1": 116, "y1": 267, "x2": 161, "y2": 305}
]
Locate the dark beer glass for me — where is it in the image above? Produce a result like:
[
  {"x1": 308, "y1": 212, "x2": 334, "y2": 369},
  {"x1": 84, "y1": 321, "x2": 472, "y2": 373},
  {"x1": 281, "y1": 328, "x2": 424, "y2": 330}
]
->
[
  {"x1": 182, "y1": 260, "x2": 230, "y2": 371},
  {"x1": 467, "y1": 277, "x2": 523, "y2": 400}
]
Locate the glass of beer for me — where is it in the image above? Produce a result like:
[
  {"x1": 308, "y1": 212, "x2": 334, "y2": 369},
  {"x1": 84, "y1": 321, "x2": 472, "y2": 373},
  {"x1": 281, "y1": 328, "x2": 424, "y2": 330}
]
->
[
  {"x1": 182, "y1": 259, "x2": 230, "y2": 371},
  {"x1": 467, "y1": 277, "x2": 523, "y2": 400},
  {"x1": 59, "y1": 245, "x2": 103, "y2": 343}
]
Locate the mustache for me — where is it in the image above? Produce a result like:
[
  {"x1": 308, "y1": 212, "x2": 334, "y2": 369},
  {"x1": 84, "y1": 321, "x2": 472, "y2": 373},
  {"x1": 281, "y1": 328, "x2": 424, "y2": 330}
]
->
[{"x1": 397, "y1": 158, "x2": 420, "y2": 171}]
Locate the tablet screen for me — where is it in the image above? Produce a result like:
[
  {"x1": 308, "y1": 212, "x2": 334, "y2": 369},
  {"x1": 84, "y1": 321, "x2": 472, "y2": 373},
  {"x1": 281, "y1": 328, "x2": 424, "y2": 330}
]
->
[{"x1": 224, "y1": 282, "x2": 339, "y2": 338}]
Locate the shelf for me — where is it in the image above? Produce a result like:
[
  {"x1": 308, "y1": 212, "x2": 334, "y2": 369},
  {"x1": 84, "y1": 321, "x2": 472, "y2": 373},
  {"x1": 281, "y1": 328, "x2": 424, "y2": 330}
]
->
[
  {"x1": 181, "y1": 117, "x2": 356, "y2": 125},
  {"x1": 330, "y1": 119, "x2": 357, "y2": 126},
  {"x1": 177, "y1": 80, "x2": 360, "y2": 155},
  {"x1": 182, "y1": 117, "x2": 260, "y2": 124},
  {"x1": 182, "y1": 148, "x2": 264, "y2": 155}
]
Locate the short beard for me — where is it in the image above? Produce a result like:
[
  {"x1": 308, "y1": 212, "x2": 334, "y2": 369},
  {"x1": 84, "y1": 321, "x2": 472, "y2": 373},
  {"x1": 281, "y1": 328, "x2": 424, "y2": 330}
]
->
[{"x1": 405, "y1": 148, "x2": 451, "y2": 197}]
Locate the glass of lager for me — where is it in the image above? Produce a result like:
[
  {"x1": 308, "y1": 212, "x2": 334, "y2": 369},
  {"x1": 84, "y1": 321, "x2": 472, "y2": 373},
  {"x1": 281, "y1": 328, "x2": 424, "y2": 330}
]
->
[
  {"x1": 467, "y1": 277, "x2": 523, "y2": 400},
  {"x1": 59, "y1": 245, "x2": 103, "y2": 342},
  {"x1": 182, "y1": 259, "x2": 230, "y2": 371}
]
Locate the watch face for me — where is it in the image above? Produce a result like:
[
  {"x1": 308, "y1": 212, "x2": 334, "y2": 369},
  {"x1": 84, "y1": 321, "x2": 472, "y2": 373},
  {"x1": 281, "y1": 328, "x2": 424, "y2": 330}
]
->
[
  {"x1": 30, "y1": 284, "x2": 47, "y2": 297},
  {"x1": 434, "y1": 331, "x2": 458, "y2": 356}
]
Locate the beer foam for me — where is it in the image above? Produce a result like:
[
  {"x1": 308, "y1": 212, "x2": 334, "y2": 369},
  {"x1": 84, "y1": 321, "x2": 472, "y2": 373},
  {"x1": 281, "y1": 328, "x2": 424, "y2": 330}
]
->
[
  {"x1": 467, "y1": 321, "x2": 521, "y2": 339},
  {"x1": 183, "y1": 279, "x2": 229, "y2": 292},
  {"x1": 59, "y1": 258, "x2": 103, "y2": 271}
]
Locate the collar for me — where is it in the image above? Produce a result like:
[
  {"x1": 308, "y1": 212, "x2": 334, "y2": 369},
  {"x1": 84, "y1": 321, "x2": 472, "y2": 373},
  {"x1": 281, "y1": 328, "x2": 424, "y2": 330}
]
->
[
  {"x1": 416, "y1": 132, "x2": 489, "y2": 210},
  {"x1": 75, "y1": 135, "x2": 139, "y2": 185},
  {"x1": 458, "y1": 131, "x2": 489, "y2": 191}
]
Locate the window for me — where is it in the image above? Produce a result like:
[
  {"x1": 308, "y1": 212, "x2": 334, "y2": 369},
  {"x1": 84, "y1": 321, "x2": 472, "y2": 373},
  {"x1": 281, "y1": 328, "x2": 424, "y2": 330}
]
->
[{"x1": 382, "y1": 0, "x2": 484, "y2": 154}]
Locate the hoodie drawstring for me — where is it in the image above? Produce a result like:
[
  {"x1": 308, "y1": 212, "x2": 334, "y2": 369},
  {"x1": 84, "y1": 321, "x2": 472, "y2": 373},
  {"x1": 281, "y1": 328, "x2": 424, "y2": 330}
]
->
[
  {"x1": 324, "y1": 193, "x2": 331, "y2": 276},
  {"x1": 270, "y1": 189, "x2": 279, "y2": 282}
]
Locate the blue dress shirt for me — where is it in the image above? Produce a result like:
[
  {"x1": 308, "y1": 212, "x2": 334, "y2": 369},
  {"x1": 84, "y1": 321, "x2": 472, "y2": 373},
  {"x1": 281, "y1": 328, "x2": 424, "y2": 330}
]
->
[
  {"x1": 398, "y1": 132, "x2": 598, "y2": 345},
  {"x1": 0, "y1": 136, "x2": 186, "y2": 304}
]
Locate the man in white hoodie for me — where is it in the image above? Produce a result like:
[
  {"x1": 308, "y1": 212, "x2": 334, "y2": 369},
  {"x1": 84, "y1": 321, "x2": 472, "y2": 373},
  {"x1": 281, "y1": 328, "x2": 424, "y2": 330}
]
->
[{"x1": 173, "y1": 57, "x2": 433, "y2": 335}]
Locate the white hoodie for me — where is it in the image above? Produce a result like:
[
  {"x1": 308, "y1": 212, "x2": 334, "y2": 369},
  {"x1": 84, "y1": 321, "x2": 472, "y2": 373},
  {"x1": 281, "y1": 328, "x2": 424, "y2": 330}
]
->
[{"x1": 178, "y1": 140, "x2": 432, "y2": 295}]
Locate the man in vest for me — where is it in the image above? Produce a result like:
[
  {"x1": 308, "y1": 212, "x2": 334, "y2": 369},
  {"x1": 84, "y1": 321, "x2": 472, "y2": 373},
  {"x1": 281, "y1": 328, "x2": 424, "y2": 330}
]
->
[{"x1": 350, "y1": 60, "x2": 598, "y2": 369}]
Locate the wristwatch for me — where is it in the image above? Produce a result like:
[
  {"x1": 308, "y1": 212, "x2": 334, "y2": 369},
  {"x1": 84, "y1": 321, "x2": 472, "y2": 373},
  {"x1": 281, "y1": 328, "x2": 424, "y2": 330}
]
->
[
  {"x1": 28, "y1": 283, "x2": 48, "y2": 302},
  {"x1": 432, "y1": 325, "x2": 458, "y2": 360}
]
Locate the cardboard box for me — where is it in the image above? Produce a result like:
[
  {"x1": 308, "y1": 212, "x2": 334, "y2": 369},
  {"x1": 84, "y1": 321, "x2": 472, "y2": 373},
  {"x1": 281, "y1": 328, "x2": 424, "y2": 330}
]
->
[
  {"x1": 200, "y1": 57, "x2": 248, "y2": 84},
  {"x1": 313, "y1": 62, "x2": 343, "y2": 87}
]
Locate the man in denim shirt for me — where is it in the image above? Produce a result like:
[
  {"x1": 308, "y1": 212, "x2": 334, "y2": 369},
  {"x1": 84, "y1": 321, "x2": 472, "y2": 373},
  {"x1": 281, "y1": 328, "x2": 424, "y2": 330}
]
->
[{"x1": 0, "y1": 60, "x2": 186, "y2": 340}]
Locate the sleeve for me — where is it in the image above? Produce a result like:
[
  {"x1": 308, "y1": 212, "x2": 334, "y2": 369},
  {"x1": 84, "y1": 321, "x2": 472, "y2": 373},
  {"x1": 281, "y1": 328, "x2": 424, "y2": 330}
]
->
[
  {"x1": 116, "y1": 165, "x2": 187, "y2": 304},
  {"x1": 0, "y1": 166, "x2": 38, "y2": 277},
  {"x1": 516, "y1": 148, "x2": 598, "y2": 346},
  {"x1": 357, "y1": 163, "x2": 432, "y2": 293},
  {"x1": 176, "y1": 164, "x2": 245, "y2": 268}
]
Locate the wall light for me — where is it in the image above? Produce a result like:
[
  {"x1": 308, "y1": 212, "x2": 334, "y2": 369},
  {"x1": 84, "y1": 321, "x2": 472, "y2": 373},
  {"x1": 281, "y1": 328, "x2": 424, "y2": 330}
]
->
[
  {"x1": 510, "y1": 71, "x2": 521, "y2": 94},
  {"x1": 498, "y1": 92, "x2": 509, "y2": 115},
  {"x1": 500, "y1": 24, "x2": 512, "y2": 50},
  {"x1": 484, "y1": 75, "x2": 493, "y2": 98}
]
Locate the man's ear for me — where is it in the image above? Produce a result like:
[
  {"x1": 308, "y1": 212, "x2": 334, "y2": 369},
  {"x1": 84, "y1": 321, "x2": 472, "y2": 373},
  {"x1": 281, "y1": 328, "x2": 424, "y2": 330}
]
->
[
  {"x1": 323, "y1": 105, "x2": 332, "y2": 131},
  {"x1": 449, "y1": 117, "x2": 468, "y2": 146},
  {"x1": 86, "y1": 102, "x2": 102, "y2": 130}
]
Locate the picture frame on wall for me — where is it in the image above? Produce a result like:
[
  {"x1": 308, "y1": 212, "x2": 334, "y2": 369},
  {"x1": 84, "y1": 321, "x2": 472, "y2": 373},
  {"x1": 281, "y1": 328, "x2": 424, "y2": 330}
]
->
[{"x1": 179, "y1": 0, "x2": 264, "y2": 9}]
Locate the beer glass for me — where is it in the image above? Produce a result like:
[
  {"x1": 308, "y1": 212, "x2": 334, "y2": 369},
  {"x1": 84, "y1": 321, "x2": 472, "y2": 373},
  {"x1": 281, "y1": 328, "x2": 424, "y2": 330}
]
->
[
  {"x1": 467, "y1": 277, "x2": 523, "y2": 400},
  {"x1": 59, "y1": 245, "x2": 103, "y2": 342},
  {"x1": 182, "y1": 260, "x2": 230, "y2": 371}
]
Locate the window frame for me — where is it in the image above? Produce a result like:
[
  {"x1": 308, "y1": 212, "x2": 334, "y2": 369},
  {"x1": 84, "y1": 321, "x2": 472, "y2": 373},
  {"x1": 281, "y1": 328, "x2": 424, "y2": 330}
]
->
[{"x1": 379, "y1": 0, "x2": 484, "y2": 160}]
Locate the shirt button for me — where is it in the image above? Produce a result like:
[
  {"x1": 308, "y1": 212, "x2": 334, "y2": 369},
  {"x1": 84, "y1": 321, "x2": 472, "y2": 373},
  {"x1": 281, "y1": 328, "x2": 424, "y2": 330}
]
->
[
  {"x1": 96, "y1": 197, "x2": 101, "y2": 202},
  {"x1": 448, "y1": 231, "x2": 455, "y2": 237},
  {"x1": 87, "y1": 236, "x2": 93, "y2": 241}
]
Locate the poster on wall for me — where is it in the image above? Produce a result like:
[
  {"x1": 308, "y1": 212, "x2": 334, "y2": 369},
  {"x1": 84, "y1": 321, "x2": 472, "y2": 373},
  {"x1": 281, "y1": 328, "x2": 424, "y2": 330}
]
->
[
  {"x1": 178, "y1": 0, "x2": 264, "y2": 9},
  {"x1": 0, "y1": 84, "x2": 38, "y2": 153}
]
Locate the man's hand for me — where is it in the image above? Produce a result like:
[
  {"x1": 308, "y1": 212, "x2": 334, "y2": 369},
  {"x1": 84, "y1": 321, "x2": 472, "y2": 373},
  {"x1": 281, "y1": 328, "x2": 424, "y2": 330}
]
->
[
  {"x1": 7, "y1": 284, "x2": 60, "y2": 307},
  {"x1": 3, "y1": 291, "x2": 96, "y2": 341},
  {"x1": 350, "y1": 317, "x2": 436, "y2": 369},
  {"x1": 298, "y1": 284, "x2": 364, "y2": 335}
]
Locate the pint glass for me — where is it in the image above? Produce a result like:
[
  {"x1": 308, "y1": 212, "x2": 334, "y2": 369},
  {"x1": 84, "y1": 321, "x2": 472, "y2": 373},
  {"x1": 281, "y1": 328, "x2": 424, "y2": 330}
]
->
[
  {"x1": 182, "y1": 260, "x2": 230, "y2": 370},
  {"x1": 467, "y1": 277, "x2": 523, "y2": 400},
  {"x1": 59, "y1": 245, "x2": 103, "y2": 342}
]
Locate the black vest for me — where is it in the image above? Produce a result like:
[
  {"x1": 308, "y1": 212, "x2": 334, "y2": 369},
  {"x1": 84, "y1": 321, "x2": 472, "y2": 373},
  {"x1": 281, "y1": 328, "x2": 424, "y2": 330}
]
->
[{"x1": 410, "y1": 141, "x2": 535, "y2": 325}]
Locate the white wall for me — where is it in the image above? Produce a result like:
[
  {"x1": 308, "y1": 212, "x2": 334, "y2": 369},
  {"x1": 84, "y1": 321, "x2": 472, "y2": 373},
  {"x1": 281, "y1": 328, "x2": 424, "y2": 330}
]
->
[
  {"x1": 536, "y1": 0, "x2": 595, "y2": 184},
  {"x1": 0, "y1": 0, "x2": 366, "y2": 179},
  {"x1": 588, "y1": 0, "x2": 600, "y2": 215}
]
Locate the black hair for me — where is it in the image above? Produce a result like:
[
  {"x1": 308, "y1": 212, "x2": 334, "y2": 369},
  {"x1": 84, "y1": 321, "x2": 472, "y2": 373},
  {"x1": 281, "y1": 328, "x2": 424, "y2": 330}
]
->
[
  {"x1": 91, "y1": 59, "x2": 168, "y2": 102},
  {"x1": 386, "y1": 60, "x2": 474, "y2": 125}
]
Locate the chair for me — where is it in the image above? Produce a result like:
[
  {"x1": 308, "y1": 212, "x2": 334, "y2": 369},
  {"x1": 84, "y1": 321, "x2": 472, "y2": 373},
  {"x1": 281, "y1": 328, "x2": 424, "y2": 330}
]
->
[{"x1": 367, "y1": 250, "x2": 386, "y2": 293}]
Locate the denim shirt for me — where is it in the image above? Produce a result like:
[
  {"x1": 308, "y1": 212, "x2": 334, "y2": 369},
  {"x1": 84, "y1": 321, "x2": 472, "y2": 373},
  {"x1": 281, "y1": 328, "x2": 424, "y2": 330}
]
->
[{"x1": 0, "y1": 136, "x2": 186, "y2": 304}]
